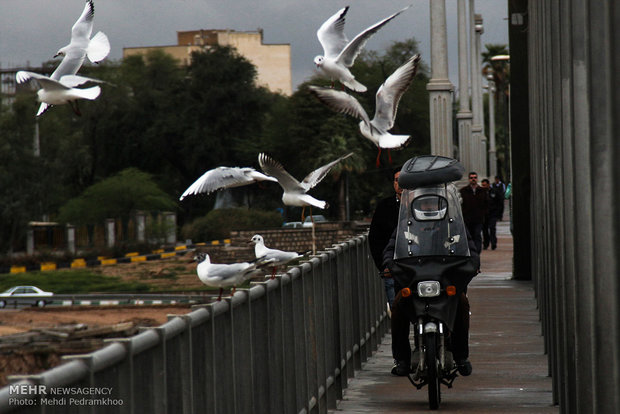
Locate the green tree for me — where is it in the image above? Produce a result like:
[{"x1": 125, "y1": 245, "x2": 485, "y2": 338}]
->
[
  {"x1": 0, "y1": 95, "x2": 45, "y2": 254},
  {"x1": 57, "y1": 168, "x2": 175, "y2": 225}
]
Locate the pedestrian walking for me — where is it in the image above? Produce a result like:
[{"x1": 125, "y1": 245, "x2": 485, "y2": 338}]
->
[{"x1": 459, "y1": 172, "x2": 489, "y2": 253}]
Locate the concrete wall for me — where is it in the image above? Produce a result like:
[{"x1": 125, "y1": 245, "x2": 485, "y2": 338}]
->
[
  {"x1": 200, "y1": 222, "x2": 367, "y2": 264},
  {"x1": 523, "y1": 1, "x2": 620, "y2": 412}
]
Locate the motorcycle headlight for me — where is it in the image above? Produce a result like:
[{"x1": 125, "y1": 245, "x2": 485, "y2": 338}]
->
[{"x1": 417, "y1": 281, "x2": 441, "y2": 297}]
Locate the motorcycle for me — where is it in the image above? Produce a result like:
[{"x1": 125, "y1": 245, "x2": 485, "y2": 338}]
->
[{"x1": 387, "y1": 156, "x2": 479, "y2": 410}]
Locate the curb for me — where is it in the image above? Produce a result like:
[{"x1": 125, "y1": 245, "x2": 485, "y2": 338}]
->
[{"x1": 0, "y1": 239, "x2": 231, "y2": 275}]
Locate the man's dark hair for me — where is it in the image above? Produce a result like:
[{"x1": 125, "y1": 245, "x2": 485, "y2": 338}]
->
[{"x1": 481, "y1": 178, "x2": 490, "y2": 184}]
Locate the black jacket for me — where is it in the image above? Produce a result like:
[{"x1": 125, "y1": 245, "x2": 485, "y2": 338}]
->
[
  {"x1": 368, "y1": 195, "x2": 400, "y2": 271},
  {"x1": 459, "y1": 185, "x2": 489, "y2": 226}
]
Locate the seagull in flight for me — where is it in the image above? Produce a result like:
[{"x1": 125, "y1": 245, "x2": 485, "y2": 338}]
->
[
  {"x1": 32, "y1": 0, "x2": 110, "y2": 116},
  {"x1": 250, "y1": 234, "x2": 302, "y2": 279},
  {"x1": 258, "y1": 152, "x2": 353, "y2": 219},
  {"x1": 16, "y1": 71, "x2": 105, "y2": 116},
  {"x1": 313, "y1": 5, "x2": 410, "y2": 92},
  {"x1": 309, "y1": 54, "x2": 421, "y2": 167},
  {"x1": 194, "y1": 253, "x2": 263, "y2": 301},
  {"x1": 179, "y1": 167, "x2": 278, "y2": 201}
]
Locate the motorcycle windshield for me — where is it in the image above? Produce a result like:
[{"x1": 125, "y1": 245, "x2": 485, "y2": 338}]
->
[{"x1": 394, "y1": 184, "x2": 470, "y2": 258}]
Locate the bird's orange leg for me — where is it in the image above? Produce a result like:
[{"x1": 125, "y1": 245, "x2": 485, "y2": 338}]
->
[{"x1": 375, "y1": 147, "x2": 382, "y2": 168}]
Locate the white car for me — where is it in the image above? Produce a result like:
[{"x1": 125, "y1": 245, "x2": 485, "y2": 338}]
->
[
  {"x1": 302, "y1": 215, "x2": 328, "y2": 228},
  {"x1": 0, "y1": 286, "x2": 54, "y2": 308}
]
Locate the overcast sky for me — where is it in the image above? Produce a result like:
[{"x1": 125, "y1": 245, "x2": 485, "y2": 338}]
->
[{"x1": 0, "y1": 0, "x2": 508, "y2": 92}]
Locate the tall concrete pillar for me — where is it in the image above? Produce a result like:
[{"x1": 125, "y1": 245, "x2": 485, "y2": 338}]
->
[
  {"x1": 427, "y1": 0, "x2": 454, "y2": 158},
  {"x1": 135, "y1": 211, "x2": 146, "y2": 243},
  {"x1": 456, "y1": 0, "x2": 473, "y2": 171},
  {"x1": 487, "y1": 75, "x2": 497, "y2": 177},
  {"x1": 105, "y1": 219, "x2": 116, "y2": 249},
  {"x1": 163, "y1": 212, "x2": 177, "y2": 245},
  {"x1": 66, "y1": 225, "x2": 76, "y2": 255},
  {"x1": 471, "y1": 12, "x2": 487, "y2": 176},
  {"x1": 469, "y1": 2, "x2": 482, "y2": 175},
  {"x1": 27, "y1": 228, "x2": 35, "y2": 255}
]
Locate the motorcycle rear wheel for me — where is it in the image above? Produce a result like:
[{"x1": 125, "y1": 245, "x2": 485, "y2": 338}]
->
[{"x1": 424, "y1": 334, "x2": 441, "y2": 410}]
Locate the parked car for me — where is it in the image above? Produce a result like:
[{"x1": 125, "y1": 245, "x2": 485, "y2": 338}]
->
[
  {"x1": 302, "y1": 215, "x2": 328, "y2": 228},
  {"x1": 282, "y1": 221, "x2": 303, "y2": 229},
  {"x1": 0, "y1": 286, "x2": 54, "y2": 308}
]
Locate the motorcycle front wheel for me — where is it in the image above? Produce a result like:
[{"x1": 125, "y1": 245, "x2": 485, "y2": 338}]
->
[{"x1": 424, "y1": 333, "x2": 441, "y2": 410}]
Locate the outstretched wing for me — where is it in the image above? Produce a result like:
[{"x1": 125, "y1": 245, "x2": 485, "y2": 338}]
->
[
  {"x1": 301, "y1": 152, "x2": 354, "y2": 191},
  {"x1": 71, "y1": 0, "x2": 95, "y2": 44},
  {"x1": 373, "y1": 54, "x2": 421, "y2": 131},
  {"x1": 258, "y1": 153, "x2": 304, "y2": 193},
  {"x1": 308, "y1": 86, "x2": 372, "y2": 130},
  {"x1": 316, "y1": 7, "x2": 349, "y2": 59},
  {"x1": 59, "y1": 74, "x2": 105, "y2": 88},
  {"x1": 16, "y1": 71, "x2": 69, "y2": 91},
  {"x1": 337, "y1": 5, "x2": 410, "y2": 67},
  {"x1": 179, "y1": 167, "x2": 276, "y2": 200},
  {"x1": 51, "y1": 0, "x2": 95, "y2": 79}
]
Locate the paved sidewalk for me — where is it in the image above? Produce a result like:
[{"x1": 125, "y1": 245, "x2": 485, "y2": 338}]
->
[{"x1": 330, "y1": 219, "x2": 559, "y2": 413}]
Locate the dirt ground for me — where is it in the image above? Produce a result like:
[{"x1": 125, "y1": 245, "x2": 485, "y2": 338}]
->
[
  {"x1": 0, "y1": 304, "x2": 192, "y2": 336},
  {"x1": 0, "y1": 253, "x2": 216, "y2": 385}
]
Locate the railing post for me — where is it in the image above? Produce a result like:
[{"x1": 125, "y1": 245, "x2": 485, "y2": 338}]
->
[
  {"x1": 281, "y1": 271, "x2": 299, "y2": 412},
  {"x1": 231, "y1": 290, "x2": 254, "y2": 414}
]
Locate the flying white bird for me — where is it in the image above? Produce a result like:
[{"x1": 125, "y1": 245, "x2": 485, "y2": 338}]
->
[
  {"x1": 313, "y1": 5, "x2": 410, "y2": 92},
  {"x1": 16, "y1": 71, "x2": 105, "y2": 116},
  {"x1": 194, "y1": 253, "x2": 263, "y2": 301},
  {"x1": 32, "y1": 0, "x2": 110, "y2": 116},
  {"x1": 250, "y1": 234, "x2": 302, "y2": 279},
  {"x1": 179, "y1": 167, "x2": 277, "y2": 201},
  {"x1": 258, "y1": 152, "x2": 353, "y2": 218},
  {"x1": 309, "y1": 54, "x2": 421, "y2": 167}
]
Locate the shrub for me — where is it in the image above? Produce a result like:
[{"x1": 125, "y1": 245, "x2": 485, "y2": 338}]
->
[{"x1": 182, "y1": 208, "x2": 283, "y2": 242}]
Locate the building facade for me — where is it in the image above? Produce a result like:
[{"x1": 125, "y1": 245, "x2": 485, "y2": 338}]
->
[{"x1": 123, "y1": 29, "x2": 292, "y2": 96}]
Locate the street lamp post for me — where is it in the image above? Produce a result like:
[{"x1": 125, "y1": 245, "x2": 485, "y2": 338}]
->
[
  {"x1": 487, "y1": 74, "x2": 497, "y2": 177},
  {"x1": 491, "y1": 54, "x2": 511, "y2": 181}
]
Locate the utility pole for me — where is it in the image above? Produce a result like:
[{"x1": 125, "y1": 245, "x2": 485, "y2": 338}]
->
[{"x1": 487, "y1": 74, "x2": 497, "y2": 177}]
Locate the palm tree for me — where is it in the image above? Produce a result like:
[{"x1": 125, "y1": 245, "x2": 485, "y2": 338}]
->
[
  {"x1": 482, "y1": 44, "x2": 510, "y2": 104},
  {"x1": 313, "y1": 134, "x2": 366, "y2": 221}
]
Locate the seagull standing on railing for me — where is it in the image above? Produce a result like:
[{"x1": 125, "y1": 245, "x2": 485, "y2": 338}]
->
[
  {"x1": 194, "y1": 253, "x2": 263, "y2": 301},
  {"x1": 250, "y1": 234, "x2": 302, "y2": 279},
  {"x1": 309, "y1": 54, "x2": 421, "y2": 167},
  {"x1": 313, "y1": 5, "x2": 410, "y2": 92}
]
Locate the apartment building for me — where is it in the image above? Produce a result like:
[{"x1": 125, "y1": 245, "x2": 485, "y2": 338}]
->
[{"x1": 123, "y1": 29, "x2": 292, "y2": 96}]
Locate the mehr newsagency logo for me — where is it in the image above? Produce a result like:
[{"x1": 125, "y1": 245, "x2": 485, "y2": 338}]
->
[{"x1": 9, "y1": 384, "x2": 124, "y2": 407}]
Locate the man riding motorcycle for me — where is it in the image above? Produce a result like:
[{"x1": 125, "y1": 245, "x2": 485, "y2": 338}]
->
[{"x1": 381, "y1": 156, "x2": 480, "y2": 378}]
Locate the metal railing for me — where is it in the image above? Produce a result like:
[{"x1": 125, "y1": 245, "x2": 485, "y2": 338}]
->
[{"x1": 0, "y1": 234, "x2": 389, "y2": 414}]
